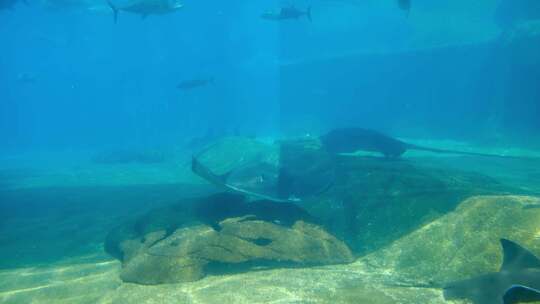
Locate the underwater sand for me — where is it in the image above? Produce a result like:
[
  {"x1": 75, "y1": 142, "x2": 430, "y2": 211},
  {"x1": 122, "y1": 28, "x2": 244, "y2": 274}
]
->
[
  {"x1": 0, "y1": 253, "x2": 446, "y2": 304},
  {"x1": 0, "y1": 140, "x2": 539, "y2": 303}
]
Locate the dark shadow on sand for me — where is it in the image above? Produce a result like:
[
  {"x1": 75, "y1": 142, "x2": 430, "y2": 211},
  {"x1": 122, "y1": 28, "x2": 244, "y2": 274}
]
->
[{"x1": 0, "y1": 183, "x2": 214, "y2": 269}]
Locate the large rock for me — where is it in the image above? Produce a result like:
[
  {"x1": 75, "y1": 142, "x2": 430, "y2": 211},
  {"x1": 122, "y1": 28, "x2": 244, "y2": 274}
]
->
[
  {"x1": 363, "y1": 195, "x2": 540, "y2": 284},
  {"x1": 105, "y1": 193, "x2": 353, "y2": 285},
  {"x1": 191, "y1": 136, "x2": 526, "y2": 258},
  {"x1": 300, "y1": 156, "x2": 523, "y2": 255},
  {"x1": 119, "y1": 217, "x2": 353, "y2": 285}
]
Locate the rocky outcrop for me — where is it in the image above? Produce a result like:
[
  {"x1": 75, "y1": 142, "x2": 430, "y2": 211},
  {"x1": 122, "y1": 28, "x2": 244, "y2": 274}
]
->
[
  {"x1": 117, "y1": 216, "x2": 353, "y2": 285},
  {"x1": 301, "y1": 157, "x2": 522, "y2": 255},
  {"x1": 363, "y1": 195, "x2": 540, "y2": 284},
  {"x1": 105, "y1": 192, "x2": 353, "y2": 285}
]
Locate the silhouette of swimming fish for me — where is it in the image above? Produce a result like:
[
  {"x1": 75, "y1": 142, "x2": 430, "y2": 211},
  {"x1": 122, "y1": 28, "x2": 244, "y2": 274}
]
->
[
  {"x1": 177, "y1": 78, "x2": 213, "y2": 90},
  {"x1": 397, "y1": 0, "x2": 410, "y2": 16},
  {"x1": 106, "y1": 0, "x2": 183, "y2": 23},
  {"x1": 261, "y1": 6, "x2": 312, "y2": 22},
  {"x1": 320, "y1": 128, "x2": 535, "y2": 159}
]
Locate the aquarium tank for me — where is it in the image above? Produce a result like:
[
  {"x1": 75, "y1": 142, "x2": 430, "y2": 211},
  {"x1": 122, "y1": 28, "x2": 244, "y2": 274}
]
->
[{"x1": 1, "y1": 0, "x2": 540, "y2": 303}]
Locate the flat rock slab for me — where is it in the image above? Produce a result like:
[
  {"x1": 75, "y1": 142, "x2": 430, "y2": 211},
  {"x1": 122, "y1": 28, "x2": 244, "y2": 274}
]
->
[
  {"x1": 302, "y1": 156, "x2": 523, "y2": 254},
  {"x1": 363, "y1": 195, "x2": 540, "y2": 284},
  {"x1": 119, "y1": 217, "x2": 353, "y2": 285},
  {"x1": 98, "y1": 260, "x2": 447, "y2": 304},
  {"x1": 106, "y1": 192, "x2": 355, "y2": 286}
]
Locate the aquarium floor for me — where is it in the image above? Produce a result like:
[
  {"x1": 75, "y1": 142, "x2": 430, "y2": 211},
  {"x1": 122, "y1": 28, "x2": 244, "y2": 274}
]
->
[
  {"x1": 0, "y1": 141, "x2": 539, "y2": 303},
  {"x1": 0, "y1": 256, "x2": 447, "y2": 304}
]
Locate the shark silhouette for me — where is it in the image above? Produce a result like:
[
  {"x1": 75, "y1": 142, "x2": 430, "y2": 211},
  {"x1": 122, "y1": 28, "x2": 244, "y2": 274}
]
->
[
  {"x1": 106, "y1": 0, "x2": 183, "y2": 23},
  {"x1": 443, "y1": 239, "x2": 540, "y2": 304}
]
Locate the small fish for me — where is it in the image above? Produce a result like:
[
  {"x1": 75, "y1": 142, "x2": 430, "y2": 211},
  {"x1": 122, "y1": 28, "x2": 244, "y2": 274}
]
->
[
  {"x1": 16, "y1": 72, "x2": 37, "y2": 84},
  {"x1": 106, "y1": 0, "x2": 183, "y2": 23},
  {"x1": 261, "y1": 6, "x2": 312, "y2": 22},
  {"x1": 176, "y1": 78, "x2": 213, "y2": 90},
  {"x1": 397, "y1": 0, "x2": 410, "y2": 16}
]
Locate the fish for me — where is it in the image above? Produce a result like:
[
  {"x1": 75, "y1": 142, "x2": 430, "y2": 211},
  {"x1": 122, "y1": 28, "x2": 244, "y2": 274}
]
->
[
  {"x1": 443, "y1": 239, "x2": 540, "y2": 304},
  {"x1": 319, "y1": 128, "x2": 536, "y2": 159},
  {"x1": 106, "y1": 0, "x2": 183, "y2": 23},
  {"x1": 191, "y1": 157, "x2": 301, "y2": 203},
  {"x1": 261, "y1": 6, "x2": 312, "y2": 22},
  {"x1": 16, "y1": 72, "x2": 37, "y2": 84},
  {"x1": 177, "y1": 78, "x2": 213, "y2": 90},
  {"x1": 397, "y1": 0, "x2": 410, "y2": 16}
]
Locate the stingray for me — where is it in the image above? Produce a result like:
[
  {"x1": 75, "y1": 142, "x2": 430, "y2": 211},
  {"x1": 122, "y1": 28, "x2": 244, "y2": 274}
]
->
[
  {"x1": 192, "y1": 157, "x2": 301, "y2": 203},
  {"x1": 320, "y1": 128, "x2": 534, "y2": 159},
  {"x1": 191, "y1": 156, "x2": 334, "y2": 203},
  {"x1": 443, "y1": 239, "x2": 540, "y2": 304}
]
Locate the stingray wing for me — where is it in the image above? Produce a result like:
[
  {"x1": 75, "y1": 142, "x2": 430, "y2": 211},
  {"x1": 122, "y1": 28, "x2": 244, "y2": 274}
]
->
[{"x1": 191, "y1": 157, "x2": 298, "y2": 203}]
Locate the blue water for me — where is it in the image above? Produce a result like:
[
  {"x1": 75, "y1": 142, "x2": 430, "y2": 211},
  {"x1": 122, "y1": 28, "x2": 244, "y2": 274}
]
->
[
  {"x1": 2, "y1": 1, "x2": 539, "y2": 152},
  {"x1": 1, "y1": 0, "x2": 540, "y2": 303}
]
